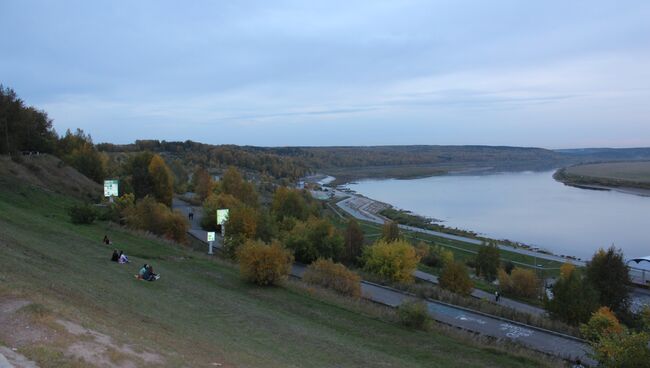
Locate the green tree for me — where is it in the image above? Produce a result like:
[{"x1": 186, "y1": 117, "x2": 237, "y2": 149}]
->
[
  {"x1": 343, "y1": 219, "x2": 364, "y2": 265},
  {"x1": 381, "y1": 221, "x2": 400, "y2": 242},
  {"x1": 439, "y1": 261, "x2": 473, "y2": 295},
  {"x1": 545, "y1": 270, "x2": 599, "y2": 325},
  {"x1": 585, "y1": 246, "x2": 630, "y2": 312},
  {"x1": 125, "y1": 152, "x2": 154, "y2": 200},
  {"x1": 476, "y1": 242, "x2": 500, "y2": 281},
  {"x1": 284, "y1": 218, "x2": 344, "y2": 264},
  {"x1": 148, "y1": 154, "x2": 174, "y2": 207},
  {"x1": 271, "y1": 186, "x2": 310, "y2": 223}
]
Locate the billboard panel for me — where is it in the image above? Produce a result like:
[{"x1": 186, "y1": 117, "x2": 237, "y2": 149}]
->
[
  {"x1": 216, "y1": 209, "x2": 229, "y2": 225},
  {"x1": 207, "y1": 232, "x2": 216, "y2": 242},
  {"x1": 104, "y1": 180, "x2": 119, "y2": 197}
]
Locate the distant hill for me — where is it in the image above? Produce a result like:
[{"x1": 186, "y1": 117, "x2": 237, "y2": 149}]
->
[{"x1": 555, "y1": 147, "x2": 650, "y2": 162}]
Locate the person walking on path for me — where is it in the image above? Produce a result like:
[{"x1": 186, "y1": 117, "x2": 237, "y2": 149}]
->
[
  {"x1": 188, "y1": 208, "x2": 194, "y2": 221},
  {"x1": 494, "y1": 291, "x2": 500, "y2": 302}
]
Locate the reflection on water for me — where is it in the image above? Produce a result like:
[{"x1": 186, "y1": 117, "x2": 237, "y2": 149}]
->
[{"x1": 347, "y1": 171, "x2": 650, "y2": 260}]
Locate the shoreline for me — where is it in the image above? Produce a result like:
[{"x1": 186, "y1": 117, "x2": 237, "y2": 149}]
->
[
  {"x1": 553, "y1": 167, "x2": 650, "y2": 197},
  {"x1": 303, "y1": 174, "x2": 588, "y2": 265}
]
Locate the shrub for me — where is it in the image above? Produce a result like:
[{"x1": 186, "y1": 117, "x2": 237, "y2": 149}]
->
[
  {"x1": 237, "y1": 240, "x2": 293, "y2": 286},
  {"x1": 398, "y1": 300, "x2": 431, "y2": 330},
  {"x1": 545, "y1": 269, "x2": 599, "y2": 325},
  {"x1": 381, "y1": 221, "x2": 401, "y2": 242},
  {"x1": 497, "y1": 268, "x2": 512, "y2": 293},
  {"x1": 303, "y1": 259, "x2": 361, "y2": 297},
  {"x1": 439, "y1": 261, "x2": 473, "y2": 296},
  {"x1": 284, "y1": 218, "x2": 344, "y2": 264},
  {"x1": 68, "y1": 203, "x2": 97, "y2": 224},
  {"x1": 586, "y1": 246, "x2": 630, "y2": 312},
  {"x1": 124, "y1": 196, "x2": 188, "y2": 243},
  {"x1": 362, "y1": 239, "x2": 420, "y2": 283}
]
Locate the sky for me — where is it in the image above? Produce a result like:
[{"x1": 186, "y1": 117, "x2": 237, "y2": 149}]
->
[{"x1": 1, "y1": 1, "x2": 649, "y2": 148}]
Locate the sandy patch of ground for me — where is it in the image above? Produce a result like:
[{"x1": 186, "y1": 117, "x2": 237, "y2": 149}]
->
[{"x1": 0, "y1": 298, "x2": 164, "y2": 368}]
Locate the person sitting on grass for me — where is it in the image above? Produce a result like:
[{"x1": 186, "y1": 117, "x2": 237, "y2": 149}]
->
[
  {"x1": 103, "y1": 235, "x2": 111, "y2": 245},
  {"x1": 111, "y1": 249, "x2": 119, "y2": 262},
  {"x1": 118, "y1": 251, "x2": 129, "y2": 264},
  {"x1": 144, "y1": 265, "x2": 160, "y2": 281},
  {"x1": 137, "y1": 264, "x2": 148, "y2": 279}
]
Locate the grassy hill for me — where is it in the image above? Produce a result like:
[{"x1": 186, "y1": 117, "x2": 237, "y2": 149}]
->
[{"x1": 0, "y1": 162, "x2": 555, "y2": 367}]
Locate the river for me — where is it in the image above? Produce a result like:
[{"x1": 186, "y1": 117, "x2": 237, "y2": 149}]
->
[{"x1": 346, "y1": 170, "x2": 650, "y2": 260}]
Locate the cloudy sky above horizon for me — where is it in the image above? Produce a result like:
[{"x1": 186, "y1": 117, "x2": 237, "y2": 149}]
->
[{"x1": 1, "y1": 1, "x2": 649, "y2": 148}]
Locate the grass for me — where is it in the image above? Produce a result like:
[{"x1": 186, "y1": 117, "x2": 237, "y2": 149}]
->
[{"x1": 0, "y1": 176, "x2": 555, "y2": 368}]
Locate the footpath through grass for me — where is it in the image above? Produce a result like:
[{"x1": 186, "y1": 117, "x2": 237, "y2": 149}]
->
[{"x1": 0, "y1": 178, "x2": 553, "y2": 368}]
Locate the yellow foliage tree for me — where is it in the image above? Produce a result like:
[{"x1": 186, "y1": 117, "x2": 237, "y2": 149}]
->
[
  {"x1": 304, "y1": 259, "x2": 361, "y2": 297},
  {"x1": 362, "y1": 239, "x2": 420, "y2": 283},
  {"x1": 148, "y1": 154, "x2": 174, "y2": 207},
  {"x1": 560, "y1": 263, "x2": 575, "y2": 279},
  {"x1": 510, "y1": 267, "x2": 540, "y2": 299},
  {"x1": 439, "y1": 261, "x2": 473, "y2": 295}
]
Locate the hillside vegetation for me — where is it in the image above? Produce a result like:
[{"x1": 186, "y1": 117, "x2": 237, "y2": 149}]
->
[
  {"x1": 0, "y1": 164, "x2": 550, "y2": 367},
  {"x1": 555, "y1": 161, "x2": 650, "y2": 190}
]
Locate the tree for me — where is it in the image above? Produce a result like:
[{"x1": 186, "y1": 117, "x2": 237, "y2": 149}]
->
[
  {"x1": 381, "y1": 221, "x2": 400, "y2": 242},
  {"x1": 580, "y1": 307, "x2": 623, "y2": 343},
  {"x1": 362, "y1": 239, "x2": 420, "y2": 283},
  {"x1": 585, "y1": 246, "x2": 630, "y2": 312},
  {"x1": 476, "y1": 242, "x2": 500, "y2": 281},
  {"x1": 545, "y1": 270, "x2": 599, "y2": 325},
  {"x1": 218, "y1": 167, "x2": 258, "y2": 207},
  {"x1": 0, "y1": 85, "x2": 57, "y2": 154},
  {"x1": 201, "y1": 193, "x2": 239, "y2": 231},
  {"x1": 581, "y1": 307, "x2": 650, "y2": 368},
  {"x1": 510, "y1": 267, "x2": 540, "y2": 299},
  {"x1": 126, "y1": 152, "x2": 154, "y2": 200},
  {"x1": 284, "y1": 218, "x2": 344, "y2": 264},
  {"x1": 237, "y1": 240, "x2": 293, "y2": 286},
  {"x1": 343, "y1": 219, "x2": 364, "y2": 265},
  {"x1": 148, "y1": 154, "x2": 174, "y2": 207},
  {"x1": 192, "y1": 167, "x2": 213, "y2": 201},
  {"x1": 439, "y1": 261, "x2": 473, "y2": 295},
  {"x1": 271, "y1": 186, "x2": 310, "y2": 223}
]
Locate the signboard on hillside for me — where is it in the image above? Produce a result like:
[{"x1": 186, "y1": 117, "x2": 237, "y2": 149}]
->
[
  {"x1": 216, "y1": 209, "x2": 229, "y2": 225},
  {"x1": 207, "y1": 232, "x2": 216, "y2": 242},
  {"x1": 103, "y1": 180, "x2": 119, "y2": 197}
]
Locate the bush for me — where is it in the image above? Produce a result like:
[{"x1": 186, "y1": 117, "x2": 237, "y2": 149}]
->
[
  {"x1": 68, "y1": 203, "x2": 97, "y2": 224},
  {"x1": 303, "y1": 259, "x2": 361, "y2": 297},
  {"x1": 237, "y1": 240, "x2": 293, "y2": 286},
  {"x1": 502, "y1": 261, "x2": 515, "y2": 274},
  {"x1": 284, "y1": 218, "x2": 344, "y2": 264},
  {"x1": 439, "y1": 261, "x2": 473, "y2": 296},
  {"x1": 398, "y1": 300, "x2": 431, "y2": 330},
  {"x1": 124, "y1": 196, "x2": 188, "y2": 243},
  {"x1": 362, "y1": 239, "x2": 420, "y2": 283}
]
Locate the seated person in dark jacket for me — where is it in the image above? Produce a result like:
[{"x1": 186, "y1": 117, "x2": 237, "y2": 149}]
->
[{"x1": 111, "y1": 249, "x2": 119, "y2": 262}]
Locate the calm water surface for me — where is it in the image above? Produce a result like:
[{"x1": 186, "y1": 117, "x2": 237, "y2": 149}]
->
[{"x1": 347, "y1": 171, "x2": 650, "y2": 260}]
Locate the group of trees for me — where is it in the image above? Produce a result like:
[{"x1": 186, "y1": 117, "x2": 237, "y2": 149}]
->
[{"x1": 546, "y1": 246, "x2": 631, "y2": 326}]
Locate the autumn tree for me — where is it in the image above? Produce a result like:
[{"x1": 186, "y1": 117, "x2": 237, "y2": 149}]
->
[
  {"x1": 585, "y1": 246, "x2": 630, "y2": 312},
  {"x1": 475, "y1": 242, "x2": 500, "y2": 281},
  {"x1": 125, "y1": 151, "x2": 154, "y2": 200},
  {"x1": 381, "y1": 221, "x2": 401, "y2": 242},
  {"x1": 218, "y1": 166, "x2": 258, "y2": 207},
  {"x1": 362, "y1": 239, "x2": 420, "y2": 283},
  {"x1": 271, "y1": 186, "x2": 311, "y2": 223},
  {"x1": 148, "y1": 154, "x2": 174, "y2": 207},
  {"x1": 192, "y1": 167, "x2": 213, "y2": 201},
  {"x1": 237, "y1": 240, "x2": 293, "y2": 286},
  {"x1": 343, "y1": 219, "x2": 364, "y2": 265},
  {"x1": 201, "y1": 193, "x2": 239, "y2": 230},
  {"x1": 439, "y1": 261, "x2": 473, "y2": 295}
]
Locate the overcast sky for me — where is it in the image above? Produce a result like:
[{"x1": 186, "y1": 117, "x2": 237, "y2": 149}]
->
[{"x1": 1, "y1": 1, "x2": 649, "y2": 148}]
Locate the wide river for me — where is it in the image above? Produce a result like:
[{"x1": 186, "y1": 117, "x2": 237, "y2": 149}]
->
[{"x1": 346, "y1": 170, "x2": 650, "y2": 260}]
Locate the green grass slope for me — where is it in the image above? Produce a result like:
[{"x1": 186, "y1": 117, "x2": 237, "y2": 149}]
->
[{"x1": 0, "y1": 176, "x2": 552, "y2": 367}]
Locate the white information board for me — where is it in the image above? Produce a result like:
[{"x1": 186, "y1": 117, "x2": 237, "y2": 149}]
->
[
  {"x1": 207, "y1": 232, "x2": 216, "y2": 242},
  {"x1": 103, "y1": 180, "x2": 119, "y2": 197},
  {"x1": 216, "y1": 209, "x2": 229, "y2": 225}
]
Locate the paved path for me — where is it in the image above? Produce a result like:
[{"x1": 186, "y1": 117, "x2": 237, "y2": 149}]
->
[
  {"x1": 413, "y1": 270, "x2": 547, "y2": 316},
  {"x1": 175, "y1": 196, "x2": 593, "y2": 365},
  {"x1": 334, "y1": 192, "x2": 586, "y2": 266}
]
